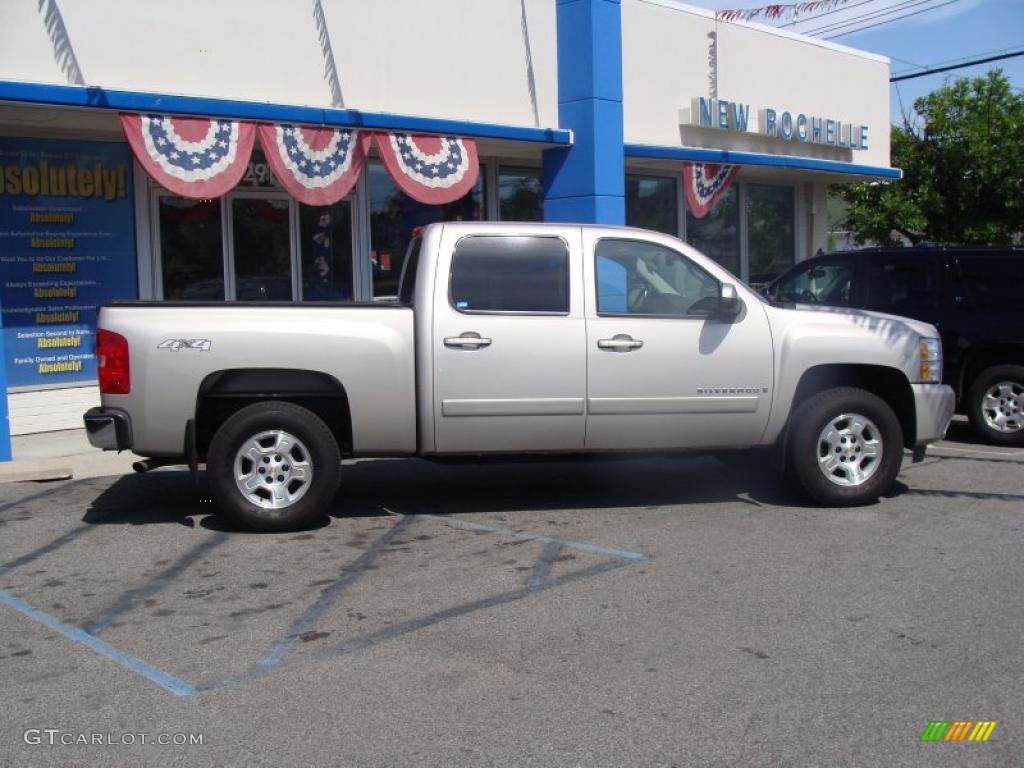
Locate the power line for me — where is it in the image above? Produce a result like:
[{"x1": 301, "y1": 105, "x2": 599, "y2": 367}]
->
[
  {"x1": 804, "y1": 0, "x2": 947, "y2": 36},
  {"x1": 892, "y1": 45, "x2": 1023, "y2": 76},
  {"x1": 823, "y1": 0, "x2": 961, "y2": 39},
  {"x1": 781, "y1": 0, "x2": 877, "y2": 27},
  {"x1": 890, "y1": 49, "x2": 1024, "y2": 81}
]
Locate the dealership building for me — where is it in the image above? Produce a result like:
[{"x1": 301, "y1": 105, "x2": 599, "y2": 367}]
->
[{"x1": 0, "y1": 0, "x2": 896, "y2": 442}]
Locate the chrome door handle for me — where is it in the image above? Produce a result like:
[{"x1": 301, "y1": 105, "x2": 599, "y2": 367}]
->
[
  {"x1": 597, "y1": 335, "x2": 643, "y2": 351},
  {"x1": 444, "y1": 332, "x2": 492, "y2": 349}
]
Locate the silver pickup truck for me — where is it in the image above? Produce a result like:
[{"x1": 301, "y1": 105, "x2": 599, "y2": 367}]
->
[{"x1": 85, "y1": 222, "x2": 954, "y2": 531}]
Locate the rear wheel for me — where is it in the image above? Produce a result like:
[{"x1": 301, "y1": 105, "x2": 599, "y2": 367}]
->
[
  {"x1": 207, "y1": 401, "x2": 341, "y2": 532},
  {"x1": 966, "y1": 364, "x2": 1024, "y2": 446},
  {"x1": 787, "y1": 387, "x2": 903, "y2": 506}
]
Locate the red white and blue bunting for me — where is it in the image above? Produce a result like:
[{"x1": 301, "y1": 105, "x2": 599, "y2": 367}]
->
[
  {"x1": 374, "y1": 133, "x2": 480, "y2": 205},
  {"x1": 123, "y1": 114, "x2": 482, "y2": 206},
  {"x1": 683, "y1": 163, "x2": 740, "y2": 219},
  {"x1": 120, "y1": 114, "x2": 255, "y2": 199},
  {"x1": 258, "y1": 124, "x2": 370, "y2": 206}
]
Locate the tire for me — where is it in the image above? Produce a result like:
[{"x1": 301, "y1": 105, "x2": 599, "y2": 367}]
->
[
  {"x1": 786, "y1": 387, "x2": 903, "y2": 506},
  {"x1": 965, "y1": 364, "x2": 1024, "y2": 446},
  {"x1": 206, "y1": 401, "x2": 341, "y2": 532}
]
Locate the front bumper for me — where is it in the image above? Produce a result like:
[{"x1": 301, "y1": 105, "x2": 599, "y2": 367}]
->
[
  {"x1": 912, "y1": 383, "x2": 955, "y2": 451},
  {"x1": 83, "y1": 407, "x2": 132, "y2": 451}
]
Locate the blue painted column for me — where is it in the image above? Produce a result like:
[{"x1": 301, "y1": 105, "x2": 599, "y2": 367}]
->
[{"x1": 542, "y1": 0, "x2": 625, "y2": 224}]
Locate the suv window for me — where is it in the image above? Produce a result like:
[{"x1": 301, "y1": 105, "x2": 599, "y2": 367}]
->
[
  {"x1": 770, "y1": 256, "x2": 855, "y2": 306},
  {"x1": 595, "y1": 239, "x2": 718, "y2": 316},
  {"x1": 450, "y1": 235, "x2": 569, "y2": 313},
  {"x1": 958, "y1": 255, "x2": 1024, "y2": 311},
  {"x1": 863, "y1": 254, "x2": 941, "y2": 315}
]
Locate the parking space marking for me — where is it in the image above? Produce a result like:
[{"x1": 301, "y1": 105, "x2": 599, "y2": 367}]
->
[
  {"x1": 0, "y1": 523, "x2": 97, "y2": 577},
  {"x1": 929, "y1": 445, "x2": 1024, "y2": 461},
  {"x1": 0, "y1": 589, "x2": 197, "y2": 697},
  {"x1": 1, "y1": 503, "x2": 649, "y2": 698},
  {"x1": 408, "y1": 513, "x2": 650, "y2": 562},
  {"x1": 83, "y1": 532, "x2": 230, "y2": 635},
  {"x1": 256, "y1": 515, "x2": 413, "y2": 670},
  {"x1": 526, "y1": 541, "x2": 563, "y2": 589},
  {"x1": 202, "y1": 557, "x2": 632, "y2": 694}
]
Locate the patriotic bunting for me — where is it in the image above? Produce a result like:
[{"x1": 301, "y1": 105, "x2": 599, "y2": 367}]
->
[
  {"x1": 120, "y1": 114, "x2": 255, "y2": 199},
  {"x1": 374, "y1": 133, "x2": 479, "y2": 205},
  {"x1": 716, "y1": 0, "x2": 849, "y2": 23},
  {"x1": 683, "y1": 163, "x2": 740, "y2": 219},
  {"x1": 123, "y1": 113, "x2": 481, "y2": 207},
  {"x1": 258, "y1": 124, "x2": 370, "y2": 206}
]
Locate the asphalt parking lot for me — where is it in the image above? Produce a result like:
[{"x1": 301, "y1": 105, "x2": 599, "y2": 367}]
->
[{"x1": 1, "y1": 419, "x2": 1021, "y2": 767}]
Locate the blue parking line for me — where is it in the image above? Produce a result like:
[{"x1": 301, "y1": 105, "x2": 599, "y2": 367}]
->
[
  {"x1": 0, "y1": 524, "x2": 97, "y2": 577},
  {"x1": 0, "y1": 590, "x2": 196, "y2": 697},
  {"x1": 526, "y1": 541, "x2": 563, "y2": 589},
  {"x1": 256, "y1": 515, "x2": 413, "y2": 669},
  {"x1": 84, "y1": 533, "x2": 229, "y2": 635},
  {"x1": 201, "y1": 558, "x2": 632, "y2": 693},
  {"x1": 413, "y1": 514, "x2": 649, "y2": 561}
]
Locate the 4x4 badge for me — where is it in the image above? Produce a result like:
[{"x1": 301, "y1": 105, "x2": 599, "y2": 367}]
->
[{"x1": 158, "y1": 339, "x2": 212, "y2": 352}]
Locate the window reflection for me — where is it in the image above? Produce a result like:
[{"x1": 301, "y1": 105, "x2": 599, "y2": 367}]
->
[
  {"x1": 686, "y1": 186, "x2": 740, "y2": 277},
  {"x1": 369, "y1": 162, "x2": 485, "y2": 297},
  {"x1": 299, "y1": 201, "x2": 353, "y2": 301},
  {"x1": 159, "y1": 197, "x2": 224, "y2": 300},
  {"x1": 498, "y1": 167, "x2": 542, "y2": 221},
  {"x1": 626, "y1": 175, "x2": 677, "y2": 236},
  {"x1": 747, "y1": 184, "x2": 795, "y2": 288}
]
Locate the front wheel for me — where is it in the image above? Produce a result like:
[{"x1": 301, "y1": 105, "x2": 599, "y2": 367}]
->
[
  {"x1": 207, "y1": 401, "x2": 341, "y2": 532},
  {"x1": 965, "y1": 364, "x2": 1024, "y2": 446},
  {"x1": 786, "y1": 387, "x2": 903, "y2": 506}
]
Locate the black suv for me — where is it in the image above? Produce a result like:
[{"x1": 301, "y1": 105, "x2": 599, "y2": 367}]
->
[{"x1": 765, "y1": 247, "x2": 1024, "y2": 446}]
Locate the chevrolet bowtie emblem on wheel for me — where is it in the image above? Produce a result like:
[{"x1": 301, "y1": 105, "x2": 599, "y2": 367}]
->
[
  {"x1": 157, "y1": 339, "x2": 212, "y2": 352},
  {"x1": 921, "y1": 720, "x2": 997, "y2": 742}
]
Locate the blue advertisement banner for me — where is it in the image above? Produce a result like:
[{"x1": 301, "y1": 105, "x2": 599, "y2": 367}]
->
[{"x1": 0, "y1": 137, "x2": 137, "y2": 388}]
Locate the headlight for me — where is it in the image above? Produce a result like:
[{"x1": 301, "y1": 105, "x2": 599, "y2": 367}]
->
[{"x1": 918, "y1": 337, "x2": 942, "y2": 383}]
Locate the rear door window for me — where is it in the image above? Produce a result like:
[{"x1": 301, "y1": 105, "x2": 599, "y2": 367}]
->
[
  {"x1": 863, "y1": 254, "x2": 942, "y2": 315},
  {"x1": 770, "y1": 255, "x2": 856, "y2": 307},
  {"x1": 449, "y1": 235, "x2": 569, "y2": 313},
  {"x1": 957, "y1": 255, "x2": 1024, "y2": 311}
]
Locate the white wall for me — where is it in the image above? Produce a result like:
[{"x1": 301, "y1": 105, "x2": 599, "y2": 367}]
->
[
  {"x1": 0, "y1": 0, "x2": 558, "y2": 129},
  {"x1": 622, "y1": 0, "x2": 892, "y2": 169}
]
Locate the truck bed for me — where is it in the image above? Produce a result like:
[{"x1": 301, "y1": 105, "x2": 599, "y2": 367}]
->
[{"x1": 97, "y1": 302, "x2": 417, "y2": 457}]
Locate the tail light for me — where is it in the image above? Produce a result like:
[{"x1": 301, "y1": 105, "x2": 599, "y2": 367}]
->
[{"x1": 97, "y1": 329, "x2": 130, "y2": 394}]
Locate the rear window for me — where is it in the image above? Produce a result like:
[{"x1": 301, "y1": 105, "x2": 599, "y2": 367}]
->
[
  {"x1": 398, "y1": 236, "x2": 422, "y2": 305},
  {"x1": 450, "y1": 235, "x2": 569, "y2": 313},
  {"x1": 958, "y1": 255, "x2": 1024, "y2": 310},
  {"x1": 863, "y1": 254, "x2": 941, "y2": 315}
]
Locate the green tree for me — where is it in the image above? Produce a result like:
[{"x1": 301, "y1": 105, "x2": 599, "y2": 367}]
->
[{"x1": 840, "y1": 70, "x2": 1024, "y2": 246}]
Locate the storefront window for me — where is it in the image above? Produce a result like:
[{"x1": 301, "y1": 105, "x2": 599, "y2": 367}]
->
[
  {"x1": 158, "y1": 197, "x2": 224, "y2": 300},
  {"x1": 746, "y1": 184, "x2": 795, "y2": 289},
  {"x1": 299, "y1": 201, "x2": 354, "y2": 301},
  {"x1": 368, "y1": 161, "x2": 485, "y2": 297},
  {"x1": 685, "y1": 186, "x2": 740, "y2": 277},
  {"x1": 231, "y1": 197, "x2": 292, "y2": 300},
  {"x1": 498, "y1": 167, "x2": 542, "y2": 221},
  {"x1": 625, "y1": 175, "x2": 677, "y2": 236}
]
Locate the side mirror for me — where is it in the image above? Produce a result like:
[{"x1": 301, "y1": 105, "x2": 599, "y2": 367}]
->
[{"x1": 689, "y1": 283, "x2": 743, "y2": 319}]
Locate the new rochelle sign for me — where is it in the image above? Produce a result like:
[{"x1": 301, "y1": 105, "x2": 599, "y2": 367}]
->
[{"x1": 689, "y1": 97, "x2": 869, "y2": 151}]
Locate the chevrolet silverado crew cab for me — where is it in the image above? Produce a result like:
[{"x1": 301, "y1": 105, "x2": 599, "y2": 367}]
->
[{"x1": 85, "y1": 223, "x2": 955, "y2": 531}]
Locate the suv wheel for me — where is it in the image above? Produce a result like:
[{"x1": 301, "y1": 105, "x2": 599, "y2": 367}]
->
[
  {"x1": 966, "y1": 364, "x2": 1024, "y2": 446},
  {"x1": 207, "y1": 401, "x2": 341, "y2": 532},
  {"x1": 787, "y1": 387, "x2": 903, "y2": 506}
]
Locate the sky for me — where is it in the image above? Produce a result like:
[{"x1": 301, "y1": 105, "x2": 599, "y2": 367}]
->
[{"x1": 690, "y1": 0, "x2": 1024, "y2": 125}]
